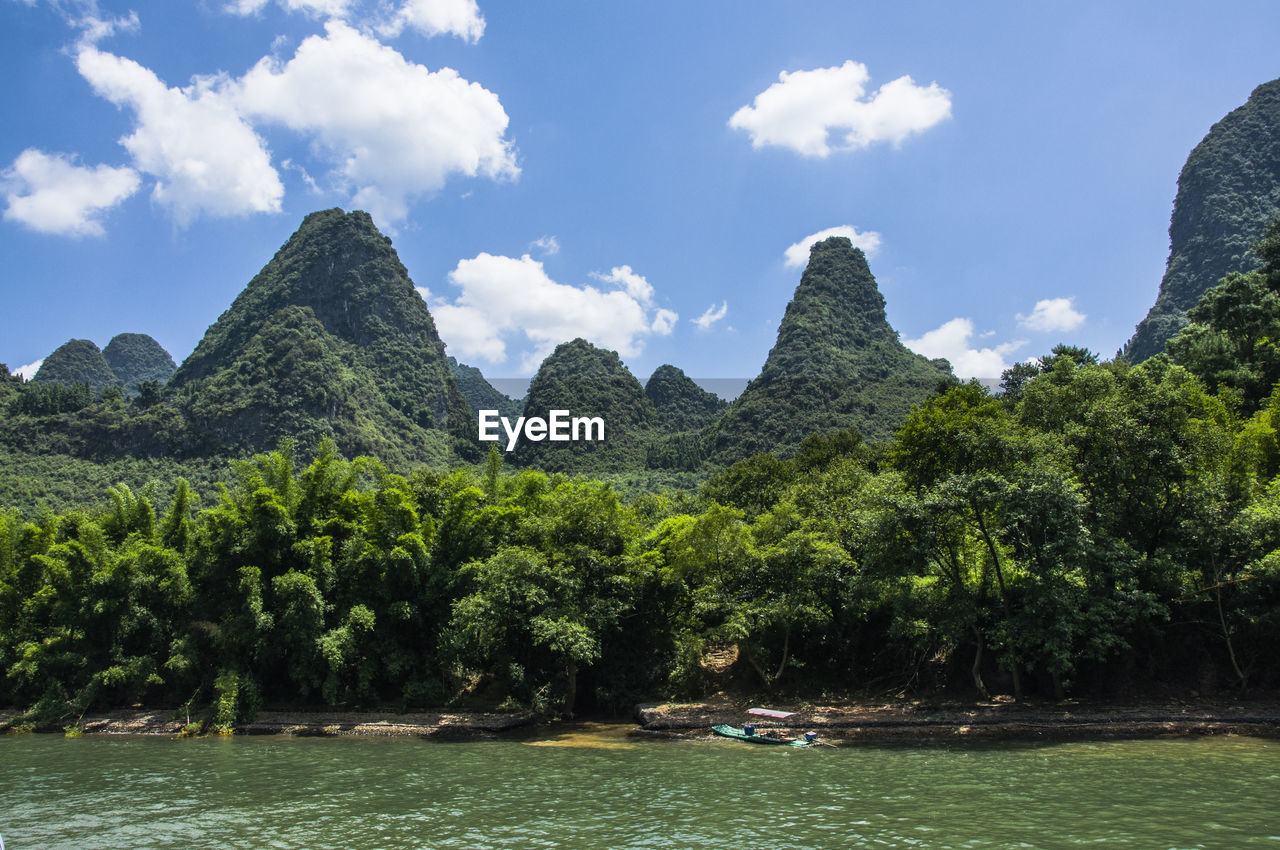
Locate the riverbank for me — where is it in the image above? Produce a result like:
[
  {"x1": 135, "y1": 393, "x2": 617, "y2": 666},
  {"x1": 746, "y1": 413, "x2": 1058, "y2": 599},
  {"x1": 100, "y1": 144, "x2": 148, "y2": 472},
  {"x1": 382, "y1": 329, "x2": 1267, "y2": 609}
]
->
[
  {"x1": 0, "y1": 708, "x2": 536, "y2": 738},
  {"x1": 5, "y1": 695, "x2": 1279, "y2": 741},
  {"x1": 637, "y1": 695, "x2": 1280, "y2": 742}
]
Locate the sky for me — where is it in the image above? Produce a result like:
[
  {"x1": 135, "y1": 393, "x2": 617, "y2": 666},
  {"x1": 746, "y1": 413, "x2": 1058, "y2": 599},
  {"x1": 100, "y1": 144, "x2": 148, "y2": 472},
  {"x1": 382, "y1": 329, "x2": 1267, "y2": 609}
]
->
[{"x1": 4, "y1": 0, "x2": 1280, "y2": 387}]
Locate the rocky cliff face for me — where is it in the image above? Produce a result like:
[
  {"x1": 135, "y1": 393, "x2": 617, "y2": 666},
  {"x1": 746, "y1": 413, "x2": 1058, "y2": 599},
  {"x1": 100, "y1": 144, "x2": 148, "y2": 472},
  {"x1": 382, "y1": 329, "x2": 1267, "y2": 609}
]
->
[{"x1": 1125, "y1": 78, "x2": 1280, "y2": 362}]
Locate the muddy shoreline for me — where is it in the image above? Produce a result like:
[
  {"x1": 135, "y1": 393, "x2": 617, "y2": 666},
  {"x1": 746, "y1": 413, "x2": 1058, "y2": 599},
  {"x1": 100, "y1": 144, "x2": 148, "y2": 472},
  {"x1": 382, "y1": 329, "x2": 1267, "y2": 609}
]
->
[
  {"x1": 636, "y1": 696, "x2": 1280, "y2": 742},
  {"x1": 4, "y1": 696, "x2": 1279, "y2": 742}
]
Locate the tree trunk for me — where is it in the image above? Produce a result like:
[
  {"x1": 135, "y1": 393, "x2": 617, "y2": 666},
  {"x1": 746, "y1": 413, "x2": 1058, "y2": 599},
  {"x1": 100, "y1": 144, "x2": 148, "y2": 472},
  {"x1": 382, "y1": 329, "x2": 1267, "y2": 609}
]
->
[
  {"x1": 1216, "y1": 584, "x2": 1248, "y2": 695},
  {"x1": 972, "y1": 503, "x2": 1022, "y2": 701},
  {"x1": 564, "y1": 660, "x2": 578, "y2": 718},
  {"x1": 772, "y1": 623, "x2": 791, "y2": 684},
  {"x1": 971, "y1": 626, "x2": 991, "y2": 700}
]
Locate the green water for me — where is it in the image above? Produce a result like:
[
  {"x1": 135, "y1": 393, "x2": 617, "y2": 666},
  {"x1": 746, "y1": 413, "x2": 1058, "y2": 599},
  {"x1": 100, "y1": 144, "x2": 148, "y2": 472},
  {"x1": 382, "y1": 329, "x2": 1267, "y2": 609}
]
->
[{"x1": 1, "y1": 727, "x2": 1277, "y2": 849}]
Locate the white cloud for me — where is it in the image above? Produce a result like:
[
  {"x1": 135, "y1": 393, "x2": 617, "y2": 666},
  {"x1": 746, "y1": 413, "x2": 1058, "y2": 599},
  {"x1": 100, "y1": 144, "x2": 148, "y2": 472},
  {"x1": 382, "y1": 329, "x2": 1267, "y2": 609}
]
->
[
  {"x1": 904, "y1": 318, "x2": 1025, "y2": 379},
  {"x1": 13, "y1": 359, "x2": 44, "y2": 381},
  {"x1": 529, "y1": 235, "x2": 559, "y2": 256},
  {"x1": 729, "y1": 60, "x2": 951, "y2": 157},
  {"x1": 225, "y1": 0, "x2": 352, "y2": 17},
  {"x1": 651, "y1": 309, "x2": 678, "y2": 335},
  {"x1": 428, "y1": 253, "x2": 673, "y2": 371},
  {"x1": 591, "y1": 265, "x2": 654, "y2": 305},
  {"x1": 784, "y1": 225, "x2": 882, "y2": 268},
  {"x1": 3, "y1": 149, "x2": 139, "y2": 237},
  {"x1": 693, "y1": 301, "x2": 729, "y2": 331},
  {"x1": 381, "y1": 0, "x2": 485, "y2": 42},
  {"x1": 234, "y1": 21, "x2": 517, "y2": 226},
  {"x1": 76, "y1": 45, "x2": 284, "y2": 223},
  {"x1": 1017, "y1": 297, "x2": 1086, "y2": 333}
]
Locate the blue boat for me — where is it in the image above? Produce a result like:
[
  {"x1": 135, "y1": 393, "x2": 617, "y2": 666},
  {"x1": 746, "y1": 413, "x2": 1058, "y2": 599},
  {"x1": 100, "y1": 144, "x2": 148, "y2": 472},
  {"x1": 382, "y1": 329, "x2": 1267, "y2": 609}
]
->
[{"x1": 711, "y1": 723, "x2": 814, "y2": 747}]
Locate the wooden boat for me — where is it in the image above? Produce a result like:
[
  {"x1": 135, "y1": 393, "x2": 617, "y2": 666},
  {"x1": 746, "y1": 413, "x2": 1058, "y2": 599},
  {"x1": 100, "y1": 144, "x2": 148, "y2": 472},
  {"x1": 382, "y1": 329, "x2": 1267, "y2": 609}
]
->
[{"x1": 711, "y1": 724, "x2": 813, "y2": 747}]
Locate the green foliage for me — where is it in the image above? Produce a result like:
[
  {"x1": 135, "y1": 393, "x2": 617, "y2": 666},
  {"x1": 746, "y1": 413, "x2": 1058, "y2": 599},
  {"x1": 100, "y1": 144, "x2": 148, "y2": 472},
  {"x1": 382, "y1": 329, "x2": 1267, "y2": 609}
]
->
[
  {"x1": 1126, "y1": 77, "x2": 1280, "y2": 362},
  {"x1": 449, "y1": 356, "x2": 521, "y2": 420},
  {"x1": 514, "y1": 339, "x2": 656, "y2": 473},
  {"x1": 169, "y1": 208, "x2": 472, "y2": 461},
  {"x1": 1168, "y1": 217, "x2": 1280, "y2": 410},
  {"x1": 707, "y1": 237, "x2": 952, "y2": 462},
  {"x1": 644, "y1": 365, "x2": 726, "y2": 432},
  {"x1": 101, "y1": 333, "x2": 176, "y2": 397},
  {"x1": 33, "y1": 339, "x2": 119, "y2": 394}
]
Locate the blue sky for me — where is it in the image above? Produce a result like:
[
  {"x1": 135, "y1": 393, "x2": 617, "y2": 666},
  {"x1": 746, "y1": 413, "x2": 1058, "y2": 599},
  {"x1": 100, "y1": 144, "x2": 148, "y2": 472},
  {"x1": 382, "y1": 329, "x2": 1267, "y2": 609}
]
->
[{"x1": 4, "y1": 0, "x2": 1280, "y2": 385}]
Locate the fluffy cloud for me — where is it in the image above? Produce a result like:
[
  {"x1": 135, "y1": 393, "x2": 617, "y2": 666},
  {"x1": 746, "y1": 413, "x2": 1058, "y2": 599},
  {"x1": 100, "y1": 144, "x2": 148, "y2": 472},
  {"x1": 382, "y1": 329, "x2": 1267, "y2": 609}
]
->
[
  {"x1": 225, "y1": 0, "x2": 485, "y2": 41},
  {"x1": 529, "y1": 235, "x2": 559, "y2": 256},
  {"x1": 76, "y1": 45, "x2": 283, "y2": 223},
  {"x1": 591, "y1": 265, "x2": 654, "y2": 305},
  {"x1": 729, "y1": 60, "x2": 951, "y2": 157},
  {"x1": 693, "y1": 301, "x2": 729, "y2": 331},
  {"x1": 3, "y1": 149, "x2": 139, "y2": 237},
  {"x1": 428, "y1": 253, "x2": 675, "y2": 371},
  {"x1": 381, "y1": 0, "x2": 486, "y2": 42},
  {"x1": 1017, "y1": 297, "x2": 1086, "y2": 333},
  {"x1": 904, "y1": 318, "x2": 1024, "y2": 379},
  {"x1": 225, "y1": 0, "x2": 352, "y2": 16},
  {"x1": 784, "y1": 225, "x2": 882, "y2": 268},
  {"x1": 234, "y1": 21, "x2": 517, "y2": 226},
  {"x1": 13, "y1": 360, "x2": 44, "y2": 381}
]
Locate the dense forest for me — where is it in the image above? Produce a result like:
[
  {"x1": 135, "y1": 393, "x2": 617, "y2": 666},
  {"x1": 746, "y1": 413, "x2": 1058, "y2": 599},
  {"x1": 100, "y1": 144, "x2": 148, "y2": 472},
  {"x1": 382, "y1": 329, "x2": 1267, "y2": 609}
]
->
[
  {"x1": 8, "y1": 82, "x2": 1280, "y2": 727},
  {"x1": 6, "y1": 215, "x2": 1280, "y2": 728}
]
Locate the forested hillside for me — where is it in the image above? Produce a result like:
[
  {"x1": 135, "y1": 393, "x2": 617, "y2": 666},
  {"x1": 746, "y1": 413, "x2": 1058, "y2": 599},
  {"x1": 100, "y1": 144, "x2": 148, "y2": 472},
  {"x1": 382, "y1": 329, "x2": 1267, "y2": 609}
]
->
[
  {"x1": 707, "y1": 236, "x2": 951, "y2": 462},
  {"x1": 33, "y1": 339, "x2": 118, "y2": 394},
  {"x1": 170, "y1": 209, "x2": 471, "y2": 463},
  {"x1": 102, "y1": 333, "x2": 176, "y2": 396},
  {"x1": 1125, "y1": 77, "x2": 1280, "y2": 362}
]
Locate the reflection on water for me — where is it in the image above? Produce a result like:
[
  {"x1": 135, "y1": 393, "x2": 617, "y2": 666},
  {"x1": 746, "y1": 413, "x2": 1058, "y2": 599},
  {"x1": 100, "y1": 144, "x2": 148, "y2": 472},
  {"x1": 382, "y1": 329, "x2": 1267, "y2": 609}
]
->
[
  {"x1": 519, "y1": 721, "x2": 639, "y2": 750},
  {"x1": 1, "y1": 729, "x2": 1278, "y2": 848}
]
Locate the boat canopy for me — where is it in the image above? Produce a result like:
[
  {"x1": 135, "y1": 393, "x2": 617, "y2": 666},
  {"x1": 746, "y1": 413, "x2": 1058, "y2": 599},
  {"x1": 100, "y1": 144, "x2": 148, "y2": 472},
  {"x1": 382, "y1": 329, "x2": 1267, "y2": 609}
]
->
[{"x1": 746, "y1": 707, "x2": 796, "y2": 719}]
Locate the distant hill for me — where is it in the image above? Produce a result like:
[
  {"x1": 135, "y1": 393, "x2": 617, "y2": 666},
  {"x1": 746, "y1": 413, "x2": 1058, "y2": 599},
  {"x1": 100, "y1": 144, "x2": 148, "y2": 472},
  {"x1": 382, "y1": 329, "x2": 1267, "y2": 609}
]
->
[
  {"x1": 169, "y1": 209, "x2": 470, "y2": 464},
  {"x1": 449, "y1": 356, "x2": 521, "y2": 420},
  {"x1": 102, "y1": 333, "x2": 176, "y2": 395},
  {"x1": 645, "y1": 364, "x2": 726, "y2": 433},
  {"x1": 512, "y1": 339, "x2": 654, "y2": 472},
  {"x1": 1124, "y1": 78, "x2": 1280, "y2": 362},
  {"x1": 706, "y1": 236, "x2": 952, "y2": 462},
  {"x1": 33, "y1": 339, "x2": 118, "y2": 394}
]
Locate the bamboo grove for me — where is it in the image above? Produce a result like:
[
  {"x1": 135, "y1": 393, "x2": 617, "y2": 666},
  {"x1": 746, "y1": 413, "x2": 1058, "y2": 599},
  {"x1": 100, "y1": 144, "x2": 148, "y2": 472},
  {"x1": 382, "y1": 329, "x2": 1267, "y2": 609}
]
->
[{"x1": 5, "y1": 351, "x2": 1280, "y2": 729}]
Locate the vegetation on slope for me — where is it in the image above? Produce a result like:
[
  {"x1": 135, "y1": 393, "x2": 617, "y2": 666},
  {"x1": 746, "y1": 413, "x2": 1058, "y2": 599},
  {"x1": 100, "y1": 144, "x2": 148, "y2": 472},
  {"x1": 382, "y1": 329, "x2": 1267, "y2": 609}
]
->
[
  {"x1": 449, "y1": 356, "x2": 521, "y2": 420},
  {"x1": 644, "y1": 364, "x2": 726, "y2": 433},
  {"x1": 32, "y1": 339, "x2": 118, "y2": 394},
  {"x1": 707, "y1": 236, "x2": 951, "y2": 462},
  {"x1": 170, "y1": 208, "x2": 471, "y2": 458},
  {"x1": 102, "y1": 333, "x2": 176, "y2": 396},
  {"x1": 513, "y1": 339, "x2": 654, "y2": 472},
  {"x1": 1125, "y1": 77, "x2": 1280, "y2": 362}
]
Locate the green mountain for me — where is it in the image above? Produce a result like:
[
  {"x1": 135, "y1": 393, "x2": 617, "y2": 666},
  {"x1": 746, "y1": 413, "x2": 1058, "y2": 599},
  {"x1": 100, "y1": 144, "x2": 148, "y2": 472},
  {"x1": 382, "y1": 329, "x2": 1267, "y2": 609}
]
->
[
  {"x1": 33, "y1": 338, "x2": 119, "y2": 394},
  {"x1": 102, "y1": 333, "x2": 176, "y2": 395},
  {"x1": 707, "y1": 236, "x2": 951, "y2": 462},
  {"x1": 512, "y1": 339, "x2": 654, "y2": 472},
  {"x1": 449, "y1": 356, "x2": 521, "y2": 419},
  {"x1": 644, "y1": 365, "x2": 726, "y2": 433},
  {"x1": 169, "y1": 208, "x2": 470, "y2": 463},
  {"x1": 1125, "y1": 78, "x2": 1280, "y2": 362}
]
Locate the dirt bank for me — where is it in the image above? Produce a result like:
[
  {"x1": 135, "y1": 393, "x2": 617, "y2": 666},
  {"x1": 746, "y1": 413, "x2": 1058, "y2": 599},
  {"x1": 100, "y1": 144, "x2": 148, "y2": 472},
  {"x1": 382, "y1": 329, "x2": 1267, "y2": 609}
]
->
[
  {"x1": 635, "y1": 696, "x2": 1280, "y2": 743},
  {"x1": 0, "y1": 708, "x2": 535, "y2": 739}
]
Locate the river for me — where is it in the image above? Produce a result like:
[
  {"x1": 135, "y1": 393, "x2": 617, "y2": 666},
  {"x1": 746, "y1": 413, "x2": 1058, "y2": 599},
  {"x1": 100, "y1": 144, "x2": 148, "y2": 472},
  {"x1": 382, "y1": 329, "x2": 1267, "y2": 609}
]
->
[{"x1": 1, "y1": 725, "x2": 1277, "y2": 848}]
